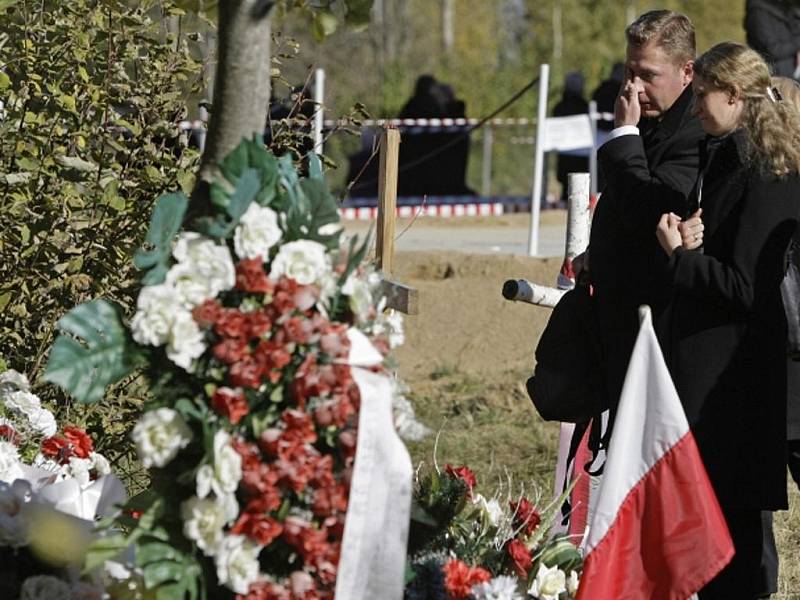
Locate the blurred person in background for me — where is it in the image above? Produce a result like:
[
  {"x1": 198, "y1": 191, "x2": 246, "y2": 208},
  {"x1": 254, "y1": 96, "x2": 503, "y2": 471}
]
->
[
  {"x1": 745, "y1": 0, "x2": 800, "y2": 79},
  {"x1": 553, "y1": 71, "x2": 590, "y2": 204}
]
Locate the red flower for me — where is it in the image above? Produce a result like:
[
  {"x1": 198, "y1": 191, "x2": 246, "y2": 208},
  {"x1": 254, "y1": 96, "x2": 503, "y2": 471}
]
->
[
  {"x1": 212, "y1": 387, "x2": 250, "y2": 425},
  {"x1": 246, "y1": 310, "x2": 273, "y2": 338},
  {"x1": 230, "y1": 358, "x2": 263, "y2": 389},
  {"x1": 445, "y1": 464, "x2": 477, "y2": 496},
  {"x1": 215, "y1": 309, "x2": 248, "y2": 339},
  {"x1": 510, "y1": 497, "x2": 541, "y2": 536},
  {"x1": 0, "y1": 425, "x2": 20, "y2": 446},
  {"x1": 41, "y1": 435, "x2": 72, "y2": 463},
  {"x1": 213, "y1": 338, "x2": 250, "y2": 365},
  {"x1": 63, "y1": 426, "x2": 94, "y2": 459},
  {"x1": 236, "y1": 581, "x2": 290, "y2": 600},
  {"x1": 236, "y1": 258, "x2": 275, "y2": 294},
  {"x1": 311, "y1": 481, "x2": 349, "y2": 517},
  {"x1": 231, "y1": 511, "x2": 283, "y2": 546},
  {"x1": 284, "y1": 316, "x2": 313, "y2": 344},
  {"x1": 442, "y1": 559, "x2": 491, "y2": 600},
  {"x1": 192, "y1": 299, "x2": 223, "y2": 328},
  {"x1": 506, "y1": 538, "x2": 532, "y2": 578}
]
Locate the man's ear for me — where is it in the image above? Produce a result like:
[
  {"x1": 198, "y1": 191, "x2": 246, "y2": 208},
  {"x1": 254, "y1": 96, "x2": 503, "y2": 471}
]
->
[{"x1": 683, "y1": 60, "x2": 694, "y2": 86}]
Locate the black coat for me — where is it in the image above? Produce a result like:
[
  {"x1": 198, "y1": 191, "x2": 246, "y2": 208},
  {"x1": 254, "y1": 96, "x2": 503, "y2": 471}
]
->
[
  {"x1": 588, "y1": 86, "x2": 705, "y2": 408},
  {"x1": 745, "y1": 0, "x2": 800, "y2": 79},
  {"x1": 663, "y1": 131, "x2": 800, "y2": 510}
]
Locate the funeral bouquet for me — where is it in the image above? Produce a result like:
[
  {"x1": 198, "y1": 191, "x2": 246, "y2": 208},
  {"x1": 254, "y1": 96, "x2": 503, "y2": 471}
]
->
[
  {"x1": 0, "y1": 369, "x2": 127, "y2": 598},
  {"x1": 405, "y1": 463, "x2": 583, "y2": 600},
  {"x1": 43, "y1": 139, "x2": 405, "y2": 599}
]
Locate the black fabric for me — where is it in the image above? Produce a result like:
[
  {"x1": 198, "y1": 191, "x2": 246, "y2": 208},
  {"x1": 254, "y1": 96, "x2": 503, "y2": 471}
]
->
[
  {"x1": 782, "y1": 235, "x2": 800, "y2": 358},
  {"x1": 698, "y1": 509, "x2": 778, "y2": 600},
  {"x1": 788, "y1": 439, "x2": 800, "y2": 489},
  {"x1": 745, "y1": 0, "x2": 800, "y2": 79},
  {"x1": 527, "y1": 284, "x2": 607, "y2": 424},
  {"x1": 662, "y1": 131, "x2": 800, "y2": 510},
  {"x1": 588, "y1": 85, "x2": 704, "y2": 421}
]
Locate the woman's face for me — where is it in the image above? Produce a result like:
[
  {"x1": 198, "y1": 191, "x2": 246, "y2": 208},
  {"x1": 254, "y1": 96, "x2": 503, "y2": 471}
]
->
[{"x1": 691, "y1": 75, "x2": 744, "y2": 136}]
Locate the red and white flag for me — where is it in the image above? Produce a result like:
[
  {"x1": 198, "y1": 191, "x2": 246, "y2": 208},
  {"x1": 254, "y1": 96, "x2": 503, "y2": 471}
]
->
[{"x1": 576, "y1": 306, "x2": 734, "y2": 600}]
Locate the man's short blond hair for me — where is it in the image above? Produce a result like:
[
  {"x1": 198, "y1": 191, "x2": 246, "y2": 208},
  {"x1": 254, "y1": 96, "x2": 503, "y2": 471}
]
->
[{"x1": 625, "y1": 10, "x2": 696, "y2": 65}]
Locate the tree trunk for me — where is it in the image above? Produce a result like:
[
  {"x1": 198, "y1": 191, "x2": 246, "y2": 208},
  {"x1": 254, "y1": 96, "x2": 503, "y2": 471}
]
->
[{"x1": 195, "y1": 0, "x2": 274, "y2": 210}]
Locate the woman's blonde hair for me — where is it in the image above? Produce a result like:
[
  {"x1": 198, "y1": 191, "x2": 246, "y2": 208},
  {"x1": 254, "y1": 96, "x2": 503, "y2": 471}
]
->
[
  {"x1": 694, "y1": 42, "x2": 800, "y2": 176},
  {"x1": 772, "y1": 76, "x2": 800, "y2": 111}
]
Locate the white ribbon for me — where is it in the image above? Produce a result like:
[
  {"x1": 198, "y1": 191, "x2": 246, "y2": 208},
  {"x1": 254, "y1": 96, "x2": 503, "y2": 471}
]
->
[{"x1": 334, "y1": 329, "x2": 413, "y2": 600}]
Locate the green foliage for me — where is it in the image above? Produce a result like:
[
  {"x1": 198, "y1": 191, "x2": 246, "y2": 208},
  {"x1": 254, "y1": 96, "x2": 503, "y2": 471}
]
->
[
  {"x1": 43, "y1": 299, "x2": 138, "y2": 404},
  {"x1": 134, "y1": 192, "x2": 190, "y2": 285},
  {"x1": 0, "y1": 0, "x2": 203, "y2": 485}
]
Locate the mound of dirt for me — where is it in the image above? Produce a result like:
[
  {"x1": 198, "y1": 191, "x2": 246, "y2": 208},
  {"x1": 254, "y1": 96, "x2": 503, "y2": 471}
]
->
[{"x1": 392, "y1": 251, "x2": 561, "y2": 380}]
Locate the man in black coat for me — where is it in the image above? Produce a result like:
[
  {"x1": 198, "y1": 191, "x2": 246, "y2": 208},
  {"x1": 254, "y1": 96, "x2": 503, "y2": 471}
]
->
[{"x1": 587, "y1": 10, "x2": 704, "y2": 424}]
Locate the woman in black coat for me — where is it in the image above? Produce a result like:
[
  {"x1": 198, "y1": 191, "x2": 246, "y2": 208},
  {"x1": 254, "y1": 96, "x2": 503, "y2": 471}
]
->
[{"x1": 656, "y1": 42, "x2": 800, "y2": 600}]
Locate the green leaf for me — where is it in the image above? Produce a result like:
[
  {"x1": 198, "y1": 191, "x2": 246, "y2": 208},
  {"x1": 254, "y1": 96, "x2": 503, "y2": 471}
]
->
[
  {"x1": 43, "y1": 300, "x2": 135, "y2": 404},
  {"x1": 308, "y1": 153, "x2": 324, "y2": 181},
  {"x1": 137, "y1": 541, "x2": 179, "y2": 565},
  {"x1": 83, "y1": 534, "x2": 129, "y2": 573},
  {"x1": 143, "y1": 559, "x2": 183, "y2": 588},
  {"x1": 0, "y1": 71, "x2": 10, "y2": 90},
  {"x1": 133, "y1": 192, "x2": 188, "y2": 284},
  {"x1": 0, "y1": 0, "x2": 20, "y2": 11}
]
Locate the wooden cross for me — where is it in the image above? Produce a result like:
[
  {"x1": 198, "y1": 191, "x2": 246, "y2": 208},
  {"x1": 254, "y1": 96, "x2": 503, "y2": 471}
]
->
[{"x1": 376, "y1": 128, "x2": 419, "y2": 315}]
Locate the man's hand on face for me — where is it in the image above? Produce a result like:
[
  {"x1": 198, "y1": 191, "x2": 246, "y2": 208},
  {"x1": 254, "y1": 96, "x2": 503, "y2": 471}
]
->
[{"x1": 614, "y1": 80, "x2": 643, "y2": 128}]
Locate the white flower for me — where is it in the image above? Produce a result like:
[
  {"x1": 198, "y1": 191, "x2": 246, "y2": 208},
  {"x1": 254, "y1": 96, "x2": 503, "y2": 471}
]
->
[
  {"x1": 196, "y1": 464, "x2": 214, "y2": 499},
  {"x1": 212, "y1": 430, "x2": 242, "y2": 495},
  {"x1": 0, "y1": 441, "x2": 22, "y2": 483},
  {"x1": 566, "y1": 570, "x2": 580, "y2": 596},
  {"x1": 26, "y1": 408, "x2": 57, "y2": 437},
  {"x1": 234, "y1": 203, "x2": 282, "y2": 260},
  {"x1": 269, "y1": 239, "x2": 329, "y2": 285},
  {"x1": 66, "y1": 456, "x2": 93, "y2": 488},
  {"x1": 317, "y1": 223, "x2": 342, "y2": 237},
  {"x1": 166, "y1": 262, "x2": 217, "y2": 309},
  {"x1": 528, "y1": 563, "x2": 567, "y2": 600},
  {"x1": 474, "y1": 494, "x2": 504, "y2": 528},
  {"x1": 19, "y1": 575, "x2": 71, "y2": 600},
  {"x1": 181, "y1": 496, "x2": 229, "y2": 556},
  {"x1": 391, "y1": 381, "x2": 431, "y2": 442},
  {"x1": 384, "y1": 309, "x2": 405, "y2": 348},
  {"x1": 0, "y1": 369, "x2": 30, "y2": 394},
  {"x1": 131, "y1": 283, "x2": 180, "y2": 347},
  {"x1": 132, "y1": 408, "x2": 193, "y2": 468},
  {"x1": 90, "y1": 452, "x2": 111, "y2": 477},
  {"x1": 472, "y1": 575, "x2": 524, "y2": 600},
  {"x1": 0, "y1": 480, "x2": 31, "y2": 547},
  {"x1": 342, "y1": 274, "x2": 373, "y2": 322},
  {"x1": 166, "y1": 310, "x2": 206, "y2": 371},
  {"x1": 214, "y1": 534, "x2": 262, "y2": 594},
  {"x1": 172, "y1": 232, "x2": 235, "y2": 298},
  {"x1": 4, "y1": 390, "x2": 41, "y2": 417}
]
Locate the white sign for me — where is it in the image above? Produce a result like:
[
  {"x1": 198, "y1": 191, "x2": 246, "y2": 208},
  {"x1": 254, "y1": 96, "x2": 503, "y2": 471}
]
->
[{"x1": 543, "y1": 114, "x2": 594, "y2": 152}]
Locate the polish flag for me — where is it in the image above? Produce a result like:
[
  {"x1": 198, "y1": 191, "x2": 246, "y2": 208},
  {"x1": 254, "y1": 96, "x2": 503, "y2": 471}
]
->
[{"x1": 576, "y1": 306, "x2": 734, "y2": 600}]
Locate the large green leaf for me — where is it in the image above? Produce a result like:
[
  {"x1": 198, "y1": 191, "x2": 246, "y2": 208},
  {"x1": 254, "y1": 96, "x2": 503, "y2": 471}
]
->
[
  {"x1": 43, "y1": 300, "x2": 136, "y2": 404},
  {"x1": 133, "y1": 192, "x2": 188, "y2": 285},
  {"x1": 283, "y1": 177, "x2": 341, "y2": 249},
  {"x1": 212, "y1": 137, "x2": 279, "y2": 209}
]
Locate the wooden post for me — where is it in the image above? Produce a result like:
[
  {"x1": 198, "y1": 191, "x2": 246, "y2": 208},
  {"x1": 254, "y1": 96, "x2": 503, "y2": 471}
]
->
[
  {"x1": 377, "y1": 129, "x2": 400, "y2": 274},
  {"x1": 375, "y1": 128, "x2": 419, "y2": 315}
]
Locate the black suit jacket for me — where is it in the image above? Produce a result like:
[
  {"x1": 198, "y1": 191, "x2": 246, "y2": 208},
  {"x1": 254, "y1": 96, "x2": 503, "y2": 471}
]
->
[
  {"x1": 664, "y1": 131, "x2": 800, "y2": 509},
  {"x1": 587, "y1": 86, "x2": 704, "y2": 409}
]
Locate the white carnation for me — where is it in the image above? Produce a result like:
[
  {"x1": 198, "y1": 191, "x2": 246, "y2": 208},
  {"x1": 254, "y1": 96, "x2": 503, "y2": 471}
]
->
[
  {"x1": 90, "y1": 452, "x2": 111, "y2": 477},
  {"x1": 4, "y1": 390, "x2": 41, "y2": 417},
  {"x1": 234, "y1": 203, "x2": 282, "y2": 260},
  {"x1": 269, "y1": 239, "x2": 329, "y2": 285},
  {"x1": 0, "y1": 441, "x2": 22, "y2": 483},
  {"x1": 342, "y1": 274, "x2": 373, "y2": 322},
  {"x1": 19, "y1": 575, "x2": 71, "y2": 600},
  {"x1": 166, "y1": 310, "x2": 206, "y2": 371},
  {"x1": 474, "y1": 494, "x2": 504, "y2": 528},
  {"x1": 384, "y1": 309, "x2": 405, "y2": 348},
  {"x1": 0, "y1": 369, "x2": 30, "y2": 394},
  {"x1": 0, "y1": 480, "x2": 31, "y2": 547},
  {"x1": 27, "y1": 408, "x2": 57, "y2": 437},
  {"x1": 472, "y1": 575, "x2": 523, "y2": 600},
  {"x1": 181, "y1": 496, "x2": 229, "y2": 556},
  {"x1": 166, "y1": 262, "x2": 217, "y2": 309},
  {"x1": 132, "y1": 408, "x2": 193, "y2": 468},
  {"x1": 212, "y1": 430, "x2": 242, "y2": 495},
  {"x1": 172, "y1": 232, "x2": 235, "y2": 297},
  {"x1": 131, "y1": 284, "x2": 180, "y2": 347},
  {"x1": 215, "y1": 534, "x2": 262, "y2": 594},
  {"x1": 566, "y1": 570, "x2": 580, "y2": 596},
  {"x1": 66, "y1": 456, "x2": 93, "y2": 488}
]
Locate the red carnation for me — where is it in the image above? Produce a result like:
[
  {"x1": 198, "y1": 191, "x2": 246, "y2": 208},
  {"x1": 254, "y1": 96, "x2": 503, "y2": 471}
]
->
[
  {"x1": 246, "y1": 310, "x2": 272, "y2": 338},
  {"x1": 192, "y1": 299, "x2": 223, "y2": 328},
  {"x1": 213, "y1": 338, "x2": 250, "y2": 365},
  {"x1": 0, "y1": 425, "x2": 20, "y2": 446},
  {"x1": 236, "y1": 258, "x2": 275, "y2": 294},
  {"x1": 510, "y1": 496, "x2": 541, "y2": 536},
  {"x1": 215, "y1": 309, "x2": 248, "y2": 339},
  {"x1": 63, "y1": 426, "x2": 94, "y2": 459},
  {"x1": 211, "y1": 387, "x2": 250, "y2": 425},
  {"x1": 506, "y1": 538, "x2": 533, "y2": 578},
  {"x1": 229, "y1": 358, "x2": 262, "y2": 389},
  {"x1": 445, "y1": 464, "x2": 477, "y2": 497},
  {"x1": 442, "y1": 559, "x2": 491, "y2": 600},
  {"x1": 41, "y1": 435, "x2": 72, "y2": 463},
  {"x1": 231, "y1": 511, "x2": 283, "y2": 546}
]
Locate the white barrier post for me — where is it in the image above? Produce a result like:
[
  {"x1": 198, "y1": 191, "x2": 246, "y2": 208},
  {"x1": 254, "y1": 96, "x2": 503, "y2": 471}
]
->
[
  {"x1": 558, "y1": 172, "x2": 591, "y2": 289},
  {"x1": 313, "y1": 67, "x2": 326, "y2": 156},
  {"x1": 588, "y1": 100, "x2": 599, "y2": 200},
  {"x1": 527, "y1": 63, "x2": 549, "y2": 257},
  {"x1": 481, "y1": 124, "x2": 494, "y2": 198}
]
